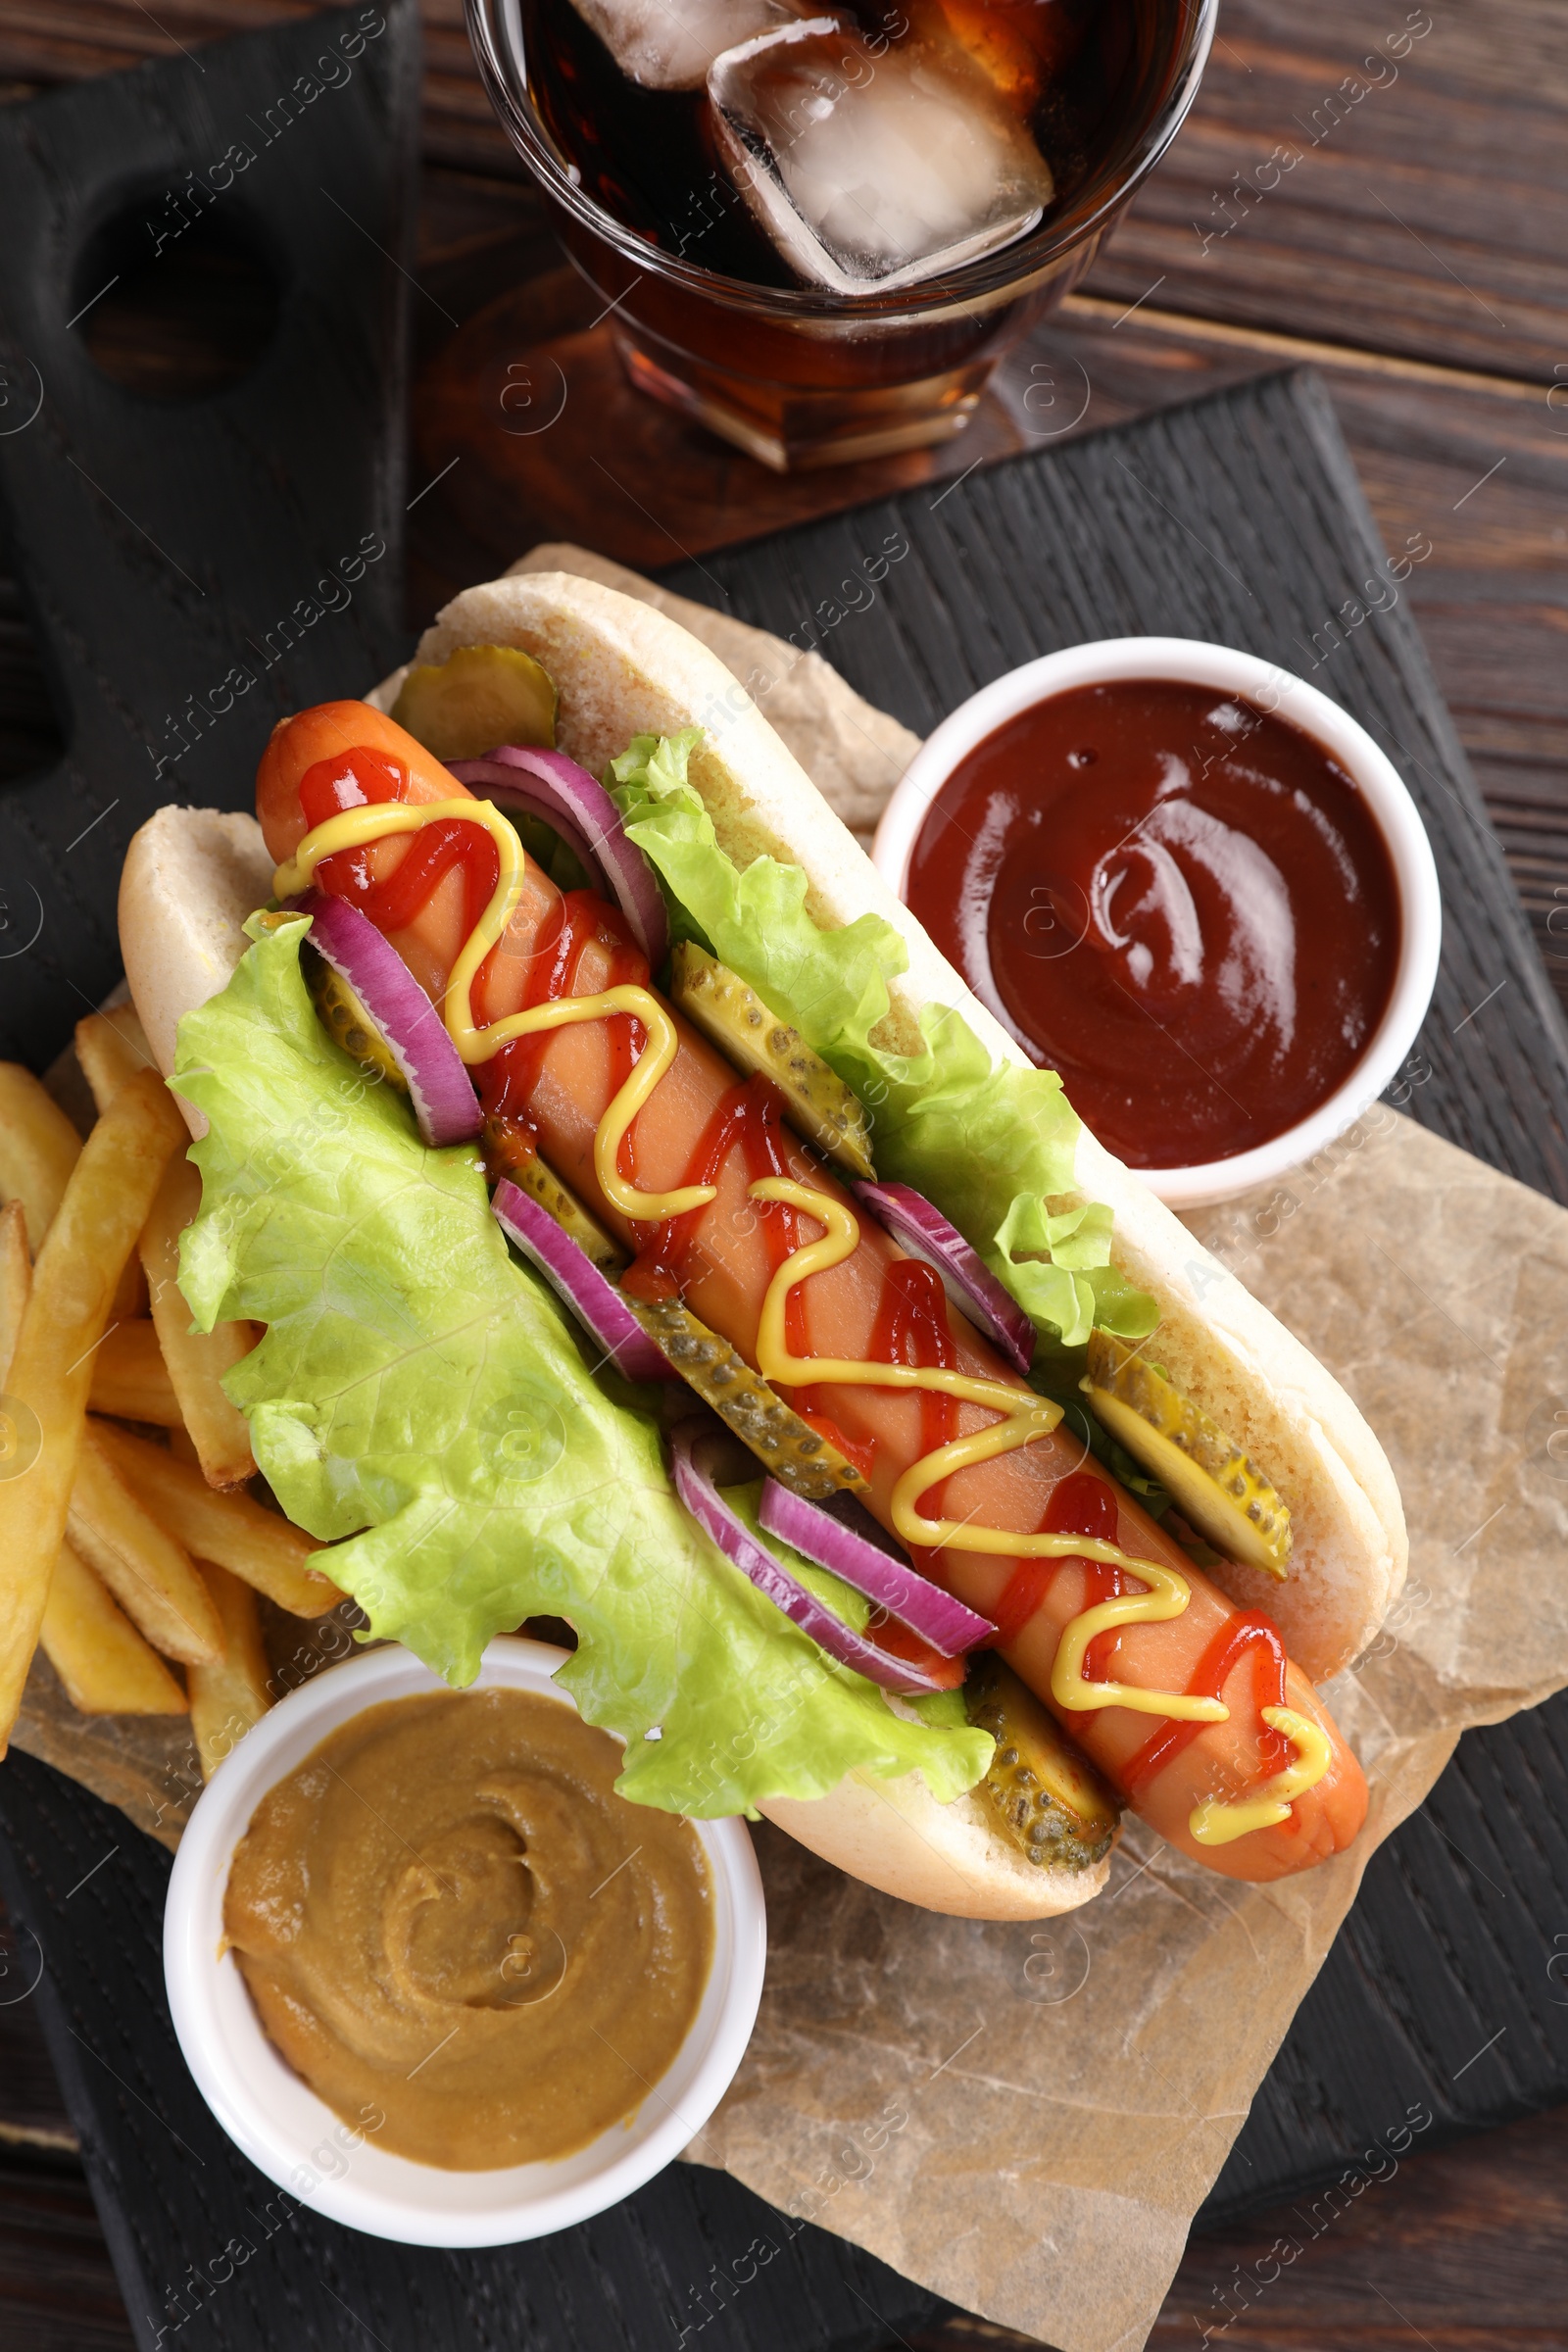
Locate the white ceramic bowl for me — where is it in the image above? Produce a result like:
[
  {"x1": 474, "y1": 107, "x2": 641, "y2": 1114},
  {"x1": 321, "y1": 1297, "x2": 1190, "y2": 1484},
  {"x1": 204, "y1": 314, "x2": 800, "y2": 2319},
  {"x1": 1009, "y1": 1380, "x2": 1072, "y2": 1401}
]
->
[
  {"x1": 164, "y1": 1638, "x2": 766, "y2": 2247},
  {"x1": 873, "y1": 637, "x2": 1443, "y2": 1210}
]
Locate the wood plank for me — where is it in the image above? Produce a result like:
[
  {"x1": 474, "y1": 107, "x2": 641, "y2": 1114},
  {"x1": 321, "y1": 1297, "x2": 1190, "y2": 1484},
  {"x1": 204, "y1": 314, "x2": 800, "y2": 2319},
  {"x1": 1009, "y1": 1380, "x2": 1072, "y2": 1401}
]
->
[
  {"x1": 1152, "y1": 2101, "x2": 1568, "y2": 2348},
  {"x1": 0, "y1": 2162, "x2": 134, "y2": 2352},
  {"x1": 0, "y1": 0, "x2": 522, "y2": 173},
  {"x1": 1086, "y1": 0, "x2": 1568, "y2": 383}
]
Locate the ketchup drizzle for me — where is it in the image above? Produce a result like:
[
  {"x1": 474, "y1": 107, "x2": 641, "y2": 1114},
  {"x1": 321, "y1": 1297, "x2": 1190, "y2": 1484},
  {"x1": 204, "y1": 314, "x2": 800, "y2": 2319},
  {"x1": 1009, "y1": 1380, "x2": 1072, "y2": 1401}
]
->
[
  {"x1": 622, "y1": 1073, "x2": 800, "y2": 1306},
  {"x1": 482, "y1": 890, "x2": 648, "y2": 1133},
  {"x1": 358, "y1": 820, "x2": 498, "y2": 942},
  {"x1": 989, "y1": 1470, "x2": 1123, "y2": 1651},
  {"x1": 302, "y1": 750, "x2": 653, "y2": 1180},
  {"x1": 299, "y1": 747, "x2": 403, "y2": 827},
  {"x1": 1120, "y1": 1611, "x2": 1290, "y2": 1796},
  {"x1": 868, "y1": 1260, "x2": 957, "y2": 1515},
  {"x1": 299, "y1": 746, "x2": 407, "y2": 897}
]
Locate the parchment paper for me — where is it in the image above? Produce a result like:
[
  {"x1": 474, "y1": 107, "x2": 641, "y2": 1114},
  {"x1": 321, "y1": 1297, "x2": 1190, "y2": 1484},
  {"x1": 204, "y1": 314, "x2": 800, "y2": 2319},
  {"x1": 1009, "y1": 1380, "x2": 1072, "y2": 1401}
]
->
[
  {"x1": 16, "y1": 561, "x2": 1568, "y2": 2352},
  {"x1": 690, "y1": 1105, "x2": 1568, "y2": 2352}
]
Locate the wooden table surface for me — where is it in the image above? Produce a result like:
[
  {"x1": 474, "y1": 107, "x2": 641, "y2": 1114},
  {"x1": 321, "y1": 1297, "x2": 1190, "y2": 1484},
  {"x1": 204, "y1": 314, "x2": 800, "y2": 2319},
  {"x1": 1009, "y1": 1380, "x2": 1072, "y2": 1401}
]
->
[{"x1": 1, "y1": 4, "x2": 1566, "y2": 2347}]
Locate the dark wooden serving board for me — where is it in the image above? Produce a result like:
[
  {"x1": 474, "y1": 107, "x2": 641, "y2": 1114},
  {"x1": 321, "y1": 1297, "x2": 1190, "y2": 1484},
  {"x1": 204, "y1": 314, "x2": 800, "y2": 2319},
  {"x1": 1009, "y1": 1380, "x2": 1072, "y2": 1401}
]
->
[
  {"x1": 657, "y1": 365, "x2": 1568, "y2": 2229},
  {"x1": 0, "y1": 0, "x2": 417, "y2": 1071}
]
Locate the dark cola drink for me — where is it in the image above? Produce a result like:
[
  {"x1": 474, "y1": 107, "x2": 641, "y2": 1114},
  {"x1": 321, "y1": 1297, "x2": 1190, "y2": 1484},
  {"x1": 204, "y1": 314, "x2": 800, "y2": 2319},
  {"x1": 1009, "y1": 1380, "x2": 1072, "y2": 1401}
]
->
[
  {"x1": 482, "y1": 0, "x2": 1200, "y2": 468},
  {"x1": 522, "y1": 0, "x2": 1146, "y2": 293}
]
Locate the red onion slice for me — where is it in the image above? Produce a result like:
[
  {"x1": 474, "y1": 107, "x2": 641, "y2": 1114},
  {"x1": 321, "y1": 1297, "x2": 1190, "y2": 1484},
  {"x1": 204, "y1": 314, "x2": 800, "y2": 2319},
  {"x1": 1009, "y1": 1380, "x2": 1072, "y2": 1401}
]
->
[
  {"x1": 297, "y1": 890, "x2": 480, "y2": 1148},
  {"x1": 759, "y1": 1483, "x2": 995, "y2": 1656},
  {"x1": 492, "y1": 1180, "x2": 674, "y2": 1383},
  {"x1": 854, "y1": 1180, "x2": 1035, "y2": 1375},
  {"x1": 671, "y1": 1419, "x2": 951, "y2": 1694},
  {"x1": 448, "y1": 747, "x2": 668, "y2": 971}
]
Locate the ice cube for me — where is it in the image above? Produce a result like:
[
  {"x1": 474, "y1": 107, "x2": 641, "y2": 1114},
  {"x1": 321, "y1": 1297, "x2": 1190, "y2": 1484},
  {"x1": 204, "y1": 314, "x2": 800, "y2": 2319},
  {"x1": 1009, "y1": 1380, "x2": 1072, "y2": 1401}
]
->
[
  {"x1": 568, "y1": 0, "x2": 808, "y2": 92},
  {"x1": 708, "y1": 18, "x2": 1055, "y2": 293}
]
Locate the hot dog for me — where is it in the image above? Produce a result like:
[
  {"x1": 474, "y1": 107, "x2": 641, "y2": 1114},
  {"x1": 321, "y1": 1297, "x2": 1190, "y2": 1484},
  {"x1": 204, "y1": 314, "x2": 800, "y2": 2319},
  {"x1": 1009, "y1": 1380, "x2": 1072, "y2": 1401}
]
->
[
  {"x1": 251, "y1": 698, "x2": 1367, "y2": 1884},
  {"x1": 122, "y1": 564, "x2": 1406, "y2": 1917}
]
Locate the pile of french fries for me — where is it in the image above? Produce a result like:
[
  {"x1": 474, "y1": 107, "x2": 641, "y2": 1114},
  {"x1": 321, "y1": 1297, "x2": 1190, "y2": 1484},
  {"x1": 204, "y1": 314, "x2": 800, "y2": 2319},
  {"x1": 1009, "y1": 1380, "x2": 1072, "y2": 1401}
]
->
[{"x1": 0, "y1": 1008, "x2": 340, "y2": 1781}]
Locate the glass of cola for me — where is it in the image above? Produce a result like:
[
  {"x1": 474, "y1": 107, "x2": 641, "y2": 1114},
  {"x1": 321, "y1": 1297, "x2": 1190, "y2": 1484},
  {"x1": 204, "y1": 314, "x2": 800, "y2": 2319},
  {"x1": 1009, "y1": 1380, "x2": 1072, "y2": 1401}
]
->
[{"x1": 468, "y1": 0, "x2": 1216, "y2": 471}]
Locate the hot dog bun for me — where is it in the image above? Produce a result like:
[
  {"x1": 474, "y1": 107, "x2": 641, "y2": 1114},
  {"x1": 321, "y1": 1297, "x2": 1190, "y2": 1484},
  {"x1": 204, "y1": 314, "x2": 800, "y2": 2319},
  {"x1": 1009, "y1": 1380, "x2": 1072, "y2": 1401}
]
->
[
  {"x1": 119, "y1": 805, "x2": 275, "y2": 1141},
  {"x1": 119, "y1": 566, "x2": 1403, "y2": 1921},
  {"x1": 759, "y1": 1764, "x2": 1110, "y2": 1919}
]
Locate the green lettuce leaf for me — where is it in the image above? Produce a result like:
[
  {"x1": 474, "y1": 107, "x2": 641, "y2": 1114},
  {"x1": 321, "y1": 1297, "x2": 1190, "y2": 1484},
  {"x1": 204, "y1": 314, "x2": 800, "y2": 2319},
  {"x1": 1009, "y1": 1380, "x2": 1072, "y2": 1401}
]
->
[
  {"x1": 174, "y1": 914, "x2": 990, "y2": 1816},
  {"x1": 611, "y1": 731, "x2": 1158, "y2": 1351}
]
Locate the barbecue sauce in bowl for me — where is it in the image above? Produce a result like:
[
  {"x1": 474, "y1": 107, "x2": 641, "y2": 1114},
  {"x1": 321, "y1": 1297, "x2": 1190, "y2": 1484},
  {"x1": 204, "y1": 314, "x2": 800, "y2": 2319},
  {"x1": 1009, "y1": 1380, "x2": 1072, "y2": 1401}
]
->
[{"x1": 904, "y1": 679, "x2": 1401, "y2": 1169}]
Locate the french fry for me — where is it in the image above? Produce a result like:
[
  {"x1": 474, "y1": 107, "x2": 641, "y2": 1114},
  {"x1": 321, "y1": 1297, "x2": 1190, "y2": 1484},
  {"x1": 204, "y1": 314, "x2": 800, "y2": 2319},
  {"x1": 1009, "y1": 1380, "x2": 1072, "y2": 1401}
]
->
[
  {"x1": 138, "y1": 1152, "x2": 256, "y2": 1489},
  {"x1": 0, "y1": 1068, "x2": 191, "y2": 1748},
  {"x1": 39, "y1": 1539, "x2": 187, "y2": 1716},
  {"x1": 4, "y1": 1196, "x2": 184, "y2": 1718},
  {"x1": 0, "y1": 1063, "x2": 83, "y2": 1253},
  {"x1": 74, "y1": 1008, "x2": 156, "y2": 1113},
  {"x1": 90, "y1": 1420, "x2": 339, "y2": 1620},
  {"x1": 74, "y1": 1010, "x2": 158, "y2": 1320},
  {"x1": 2, "y1": 1025, "x2": 154, "y2": 1322},
  {"x1": 189, "y1": 1563, "x2": 271, "y2": 1778},
  {"x1": 0, "y1": 1202, "x2": 31, "y2": 1500},
  {"x1": 0, "y1": 1200, "x2": 26, "y2": 1379},
  {"x1": 68, "y1": 1429, "x2": 224, "y2": 1668},
  {"x1": 88, "y1": 1321, "x2": 181, "y2": 1427}
]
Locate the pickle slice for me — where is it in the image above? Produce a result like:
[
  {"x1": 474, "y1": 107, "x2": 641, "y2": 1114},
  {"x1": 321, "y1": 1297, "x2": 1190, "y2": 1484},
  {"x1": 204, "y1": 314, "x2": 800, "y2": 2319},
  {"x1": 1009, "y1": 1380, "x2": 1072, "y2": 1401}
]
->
[
  {"x1": 304, "y1": 949, "x2": 408, "y2": 1093},
  {"x1": 964, "y1": 1651, "x2": 1120, "y2": 1871},
  {"x1": 1085, "y1": 1330, "x2": 1293, "y2": 1579},
  {"x1": 482, "y1": 1139, "x2": 865, "y2": 1497},
  {"x1": 513, "y1": 1163, "x2": 625, "y2": 1276},
  {"x1": 483, "y1": 1121, "x2": 626, "y2": 1274},
  {"x1": 390, "y1": 644, "x2": 558, "y2": 761},
  {"x1": 626, "y1": 1294, "x2": 866, "y2": 1499},
  {"x1": 669, "y1": 943, "x2": 876, "y2": 1183}
]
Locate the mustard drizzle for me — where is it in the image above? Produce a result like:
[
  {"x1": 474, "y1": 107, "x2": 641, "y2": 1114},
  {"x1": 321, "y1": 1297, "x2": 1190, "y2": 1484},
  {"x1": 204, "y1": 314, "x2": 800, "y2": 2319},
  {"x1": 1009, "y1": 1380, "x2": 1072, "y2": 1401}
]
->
[
  {"x1": 1190, "y1": 1708, "x2": 1334, "y2": 1845},
  {"x1": 272, "y1": 797, "x2": 715, "y2": 1220},
  {"x1": 276, "y1": 789, "x2": 1331, "y2": 1837},
  {"x1": 748, "y1": 1178, "x2": 1228, "y2": 1729}
]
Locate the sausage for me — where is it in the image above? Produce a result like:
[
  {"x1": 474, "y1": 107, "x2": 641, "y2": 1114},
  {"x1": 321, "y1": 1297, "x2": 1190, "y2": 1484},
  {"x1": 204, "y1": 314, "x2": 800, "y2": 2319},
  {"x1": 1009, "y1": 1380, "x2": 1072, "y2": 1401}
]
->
[{"x1": 258, "y1": 704, "x2": 1369, "y2": 1880}]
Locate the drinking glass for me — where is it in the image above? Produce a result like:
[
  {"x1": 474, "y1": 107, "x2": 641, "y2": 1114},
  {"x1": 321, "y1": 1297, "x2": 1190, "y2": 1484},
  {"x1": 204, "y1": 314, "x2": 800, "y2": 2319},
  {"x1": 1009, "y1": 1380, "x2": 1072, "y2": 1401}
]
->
[{"x1": 467, "y1": 0, "x2": 1216, "y2": 472}]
